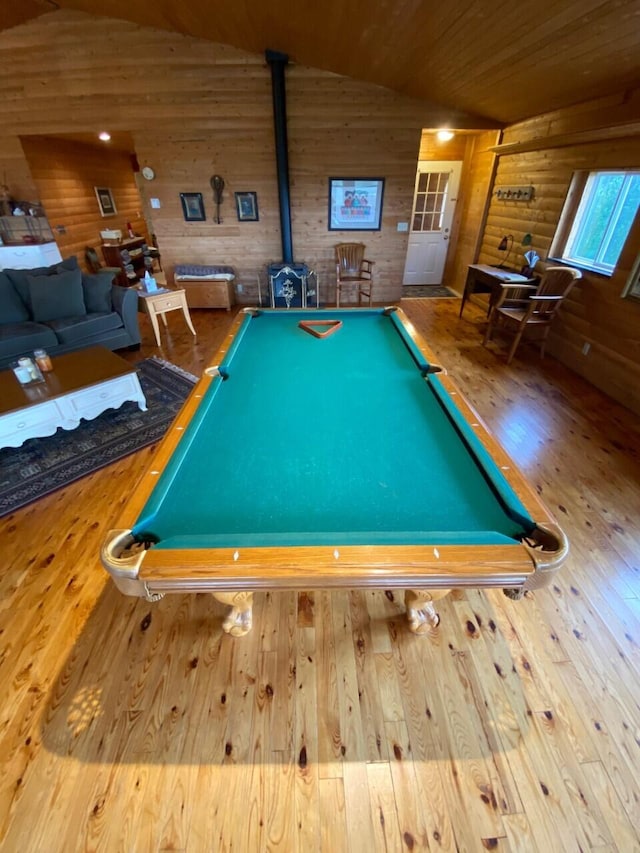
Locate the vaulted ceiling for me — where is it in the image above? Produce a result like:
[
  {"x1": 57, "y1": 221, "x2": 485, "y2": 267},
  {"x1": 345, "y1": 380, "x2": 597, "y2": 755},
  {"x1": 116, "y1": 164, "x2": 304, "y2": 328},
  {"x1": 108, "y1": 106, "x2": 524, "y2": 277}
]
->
[{"x1": 4, "y1": 0, "x2": 640, "y2": 125}]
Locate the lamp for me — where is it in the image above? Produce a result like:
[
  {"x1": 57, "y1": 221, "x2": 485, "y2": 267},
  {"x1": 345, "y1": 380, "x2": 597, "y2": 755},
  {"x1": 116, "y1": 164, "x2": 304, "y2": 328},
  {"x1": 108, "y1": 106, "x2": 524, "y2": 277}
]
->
[{"x1": 498, "y1": 234, "x2": 513, "y2": 267}]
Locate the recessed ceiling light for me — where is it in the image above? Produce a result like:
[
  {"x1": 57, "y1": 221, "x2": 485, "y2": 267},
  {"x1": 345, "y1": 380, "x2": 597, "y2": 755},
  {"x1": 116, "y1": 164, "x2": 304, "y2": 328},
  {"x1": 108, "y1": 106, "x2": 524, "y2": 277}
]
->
[
  {"x1": 99, "y1": 131, "x2": 111, "y2": 142},
  {"x1": 436, "y1": 130, "x2": 454, "y2": 142}
]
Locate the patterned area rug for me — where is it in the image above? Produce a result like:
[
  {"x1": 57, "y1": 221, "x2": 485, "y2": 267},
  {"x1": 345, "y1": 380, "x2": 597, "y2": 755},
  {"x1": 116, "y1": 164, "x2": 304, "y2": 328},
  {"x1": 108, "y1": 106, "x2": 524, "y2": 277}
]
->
[
  {"x1": 402, "y1": 285, "x2": 458, "y2": 298},
  {"x1": 0, "y1": 357, "x2": 196, "y2": 517}
]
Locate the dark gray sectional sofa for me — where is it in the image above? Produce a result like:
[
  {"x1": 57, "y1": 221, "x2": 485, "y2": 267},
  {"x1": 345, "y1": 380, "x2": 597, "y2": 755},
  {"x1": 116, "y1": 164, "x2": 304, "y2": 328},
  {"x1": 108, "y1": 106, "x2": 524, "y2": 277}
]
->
[{"x1": 0, "y1": 255, "x2": 141, "y2": 369}]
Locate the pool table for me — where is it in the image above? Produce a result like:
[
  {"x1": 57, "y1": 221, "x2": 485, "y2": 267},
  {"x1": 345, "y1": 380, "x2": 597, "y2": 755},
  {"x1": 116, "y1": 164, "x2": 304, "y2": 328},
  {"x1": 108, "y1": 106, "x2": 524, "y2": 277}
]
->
[{"x1": 101, "y1": 307, "x2": 568, "y2": 636}]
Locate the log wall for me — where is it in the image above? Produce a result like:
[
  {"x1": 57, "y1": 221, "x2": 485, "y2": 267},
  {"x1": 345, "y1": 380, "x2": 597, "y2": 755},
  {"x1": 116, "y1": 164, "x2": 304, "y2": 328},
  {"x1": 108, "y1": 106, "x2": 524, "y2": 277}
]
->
[
  {"x1": 476, "y1": 121, "x2": 640, "y2": 415},
  {"x1": 444, "y1": 132, "x2": 501, "y2": 293},
  {"x1": 20, "y1": 136, "x2": 148, "y2": 271}
]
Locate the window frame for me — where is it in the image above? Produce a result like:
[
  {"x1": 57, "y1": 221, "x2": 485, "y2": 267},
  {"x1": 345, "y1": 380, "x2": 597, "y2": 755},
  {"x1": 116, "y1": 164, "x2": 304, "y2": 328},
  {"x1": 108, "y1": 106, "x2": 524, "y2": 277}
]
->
[
  {"x1": 622, "y1": 251, "x2": 640, "y2": 301},
  {"x1": 549, "y1": 168, "x2": 640, "y2": 278}
]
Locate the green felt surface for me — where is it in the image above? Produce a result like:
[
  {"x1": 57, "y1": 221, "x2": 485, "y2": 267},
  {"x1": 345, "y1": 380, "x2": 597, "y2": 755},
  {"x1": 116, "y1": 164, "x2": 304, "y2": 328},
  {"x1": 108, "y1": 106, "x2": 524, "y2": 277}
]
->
[{"x1": 133, "y1": 309, "x2": 534, "y2": 548}]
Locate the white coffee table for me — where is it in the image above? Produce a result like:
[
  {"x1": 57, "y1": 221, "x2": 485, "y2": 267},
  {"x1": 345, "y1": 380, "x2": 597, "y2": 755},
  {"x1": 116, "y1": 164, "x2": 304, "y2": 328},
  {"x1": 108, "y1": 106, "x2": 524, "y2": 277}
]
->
[{"x1": 0, "y1": 346, "x2": 147, "y2": 450}]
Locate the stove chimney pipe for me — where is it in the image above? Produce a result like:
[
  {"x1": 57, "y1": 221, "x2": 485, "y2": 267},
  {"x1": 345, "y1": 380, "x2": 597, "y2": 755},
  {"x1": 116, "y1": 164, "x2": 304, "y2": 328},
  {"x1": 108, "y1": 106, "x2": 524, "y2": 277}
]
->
[{"x1": 266, "y1": 50, "x2": 293, "y2": 265}]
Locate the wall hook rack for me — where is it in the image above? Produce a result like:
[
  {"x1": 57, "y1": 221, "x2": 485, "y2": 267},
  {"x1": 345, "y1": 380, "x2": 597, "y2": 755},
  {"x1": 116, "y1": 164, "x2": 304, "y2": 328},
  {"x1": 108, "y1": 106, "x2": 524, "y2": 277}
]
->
[{"x1": 495, "y1": 185, "x2": 534, "y2": 201}]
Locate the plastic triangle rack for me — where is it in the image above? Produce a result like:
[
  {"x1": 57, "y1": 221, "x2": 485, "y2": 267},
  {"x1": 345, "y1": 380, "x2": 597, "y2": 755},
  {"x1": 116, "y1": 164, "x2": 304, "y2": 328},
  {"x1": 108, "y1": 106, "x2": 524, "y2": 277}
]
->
[{"x1": 298, "y1": 320, "x2": 343, "y2": 339}]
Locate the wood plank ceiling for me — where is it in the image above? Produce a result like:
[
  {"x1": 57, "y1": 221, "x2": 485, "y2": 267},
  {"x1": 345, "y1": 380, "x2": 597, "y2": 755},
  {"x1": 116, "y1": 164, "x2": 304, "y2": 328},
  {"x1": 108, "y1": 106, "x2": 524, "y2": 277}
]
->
[{"x1": 3, "y1": 0, "x2": 640, "y2": 124}]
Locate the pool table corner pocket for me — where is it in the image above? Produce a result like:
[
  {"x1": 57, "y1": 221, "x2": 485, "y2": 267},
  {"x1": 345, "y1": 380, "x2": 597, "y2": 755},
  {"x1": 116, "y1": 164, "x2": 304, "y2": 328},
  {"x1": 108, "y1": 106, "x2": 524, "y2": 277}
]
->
[
  {"x1": 521, "y1": 521, "x2": 570, "y2": 590},
  {"x1": 101, "y1": 528, "x2": 162, "y2": 600}
]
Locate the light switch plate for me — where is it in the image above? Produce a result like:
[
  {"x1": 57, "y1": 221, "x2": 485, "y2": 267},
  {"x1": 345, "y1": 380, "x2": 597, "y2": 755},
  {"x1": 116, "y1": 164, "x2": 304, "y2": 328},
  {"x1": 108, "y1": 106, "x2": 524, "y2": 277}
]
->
[
  {"x1": 397, "y1": 222, "x2": 409, "y2": 232},
  {"x1": 150, "y1": 198, "x2": 161, "y2": 209}
]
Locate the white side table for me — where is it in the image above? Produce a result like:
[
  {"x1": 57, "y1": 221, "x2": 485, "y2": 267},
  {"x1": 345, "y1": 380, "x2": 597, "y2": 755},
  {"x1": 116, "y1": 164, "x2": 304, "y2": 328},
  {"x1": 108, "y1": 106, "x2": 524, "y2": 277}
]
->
[{"x1": 138, "y1": 288, "x2": 196, "y2": 346}]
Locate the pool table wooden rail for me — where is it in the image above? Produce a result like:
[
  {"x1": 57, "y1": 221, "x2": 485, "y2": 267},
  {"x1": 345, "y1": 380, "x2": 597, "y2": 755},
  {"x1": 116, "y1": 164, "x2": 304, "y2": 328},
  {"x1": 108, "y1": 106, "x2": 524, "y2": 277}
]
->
[
  {"x1": 103, "y1": 531, "x2": 566, "y2": 594},
  {"x1": 102, "y1": 518, "x2": 567, "y2": 635}
]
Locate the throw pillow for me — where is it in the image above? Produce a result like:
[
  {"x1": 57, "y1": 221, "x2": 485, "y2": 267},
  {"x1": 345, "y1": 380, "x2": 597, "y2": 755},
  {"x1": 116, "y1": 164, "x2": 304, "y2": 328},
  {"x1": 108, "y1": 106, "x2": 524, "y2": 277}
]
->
[
  {"x1": 5, "y1": 266, "x2": 51, "y2": 306},
  {"x1": 4, "y1": 257, "x2": 80, "y2": 308},
  {"x1": 0, "y1": 271, "x2": 29, "y2": 324},
  {"x1": 82, "y1": 271, "x2": 114, "y2": 313},
  {"x1": 27, "y1": 268, "x2": 86, "y2": 322},
  {"x1": 55, "y1": 255, "x2": 80, "y2": 274}
]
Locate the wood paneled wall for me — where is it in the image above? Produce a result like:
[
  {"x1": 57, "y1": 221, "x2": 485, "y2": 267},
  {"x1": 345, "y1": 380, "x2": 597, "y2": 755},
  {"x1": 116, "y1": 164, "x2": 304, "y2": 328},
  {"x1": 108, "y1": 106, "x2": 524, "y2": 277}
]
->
[
  {"x1": 418, "y1": 133, "x2": 468, "y2": 162},
  {"x1": 476, "y1": 112, "x2": 640, "y2": 415},
  {"x1": 1, "y1": 10, "x2": 638, "y2": 414},
  {"x1": 445, "y1": 131, "x2": 501, "y2": 294},
  {"x1": 494, "y1": 89, "x2": 640, "y2": 152},
  {"x1": 0, "y1": 10, "x2": 486, "y2": 306},
  {"x1": 20, "y1": 136, "x2": 148, "y2": 271},
  {"x1": 0, "y1": 137, "x2": 37, "y2": 202}
]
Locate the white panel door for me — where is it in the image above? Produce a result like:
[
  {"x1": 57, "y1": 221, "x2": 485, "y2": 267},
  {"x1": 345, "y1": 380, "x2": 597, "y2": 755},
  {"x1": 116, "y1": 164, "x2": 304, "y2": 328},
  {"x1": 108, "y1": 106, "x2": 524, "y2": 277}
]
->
[{"x1": 402, "y1": 161, "x2": 461, "y2": 286}]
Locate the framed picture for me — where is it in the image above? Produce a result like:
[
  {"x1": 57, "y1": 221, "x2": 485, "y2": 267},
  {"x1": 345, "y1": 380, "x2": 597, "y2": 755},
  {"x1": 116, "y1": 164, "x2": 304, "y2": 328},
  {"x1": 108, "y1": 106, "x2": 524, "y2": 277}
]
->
[
  {"x1": 94, "y1": 187, "x2": 117, "y2": 217},
  {"x1": 235, "y1": 191, "x2": 259, "y2": 222},
  {"x1": 328, "y1": 177, "x2": 385, "y2": 231},
  {"x1": 180, "y1": 192, "x2": 206, "y2": 222}
]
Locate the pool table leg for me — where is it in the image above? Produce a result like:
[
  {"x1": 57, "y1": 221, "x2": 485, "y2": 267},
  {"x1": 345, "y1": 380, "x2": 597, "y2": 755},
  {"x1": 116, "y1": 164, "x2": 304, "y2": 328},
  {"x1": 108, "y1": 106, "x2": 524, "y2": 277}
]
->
[
  {"x1": 404, "y1": 589, "x2": 451, "y2": 634},
  {"x1": 213, "y1": 591, "x2": 254, "y2": 637}
]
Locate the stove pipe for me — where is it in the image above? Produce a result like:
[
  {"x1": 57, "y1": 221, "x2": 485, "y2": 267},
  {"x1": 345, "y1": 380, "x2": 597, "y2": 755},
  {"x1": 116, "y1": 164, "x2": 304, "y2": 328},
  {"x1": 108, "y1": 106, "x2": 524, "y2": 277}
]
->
[{"x1": 266, "y1": 50, "x2": 293, "y2": 265}]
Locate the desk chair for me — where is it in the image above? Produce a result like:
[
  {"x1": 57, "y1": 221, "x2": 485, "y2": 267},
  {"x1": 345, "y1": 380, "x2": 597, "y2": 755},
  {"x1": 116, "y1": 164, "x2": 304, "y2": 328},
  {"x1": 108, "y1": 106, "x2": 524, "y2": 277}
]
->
[
  {"x1": 483, "y1": 266, "x2": 581, "y2": 364},
  {"x1": 335, "y1": 242, "x2": 374, "y2": 307}
]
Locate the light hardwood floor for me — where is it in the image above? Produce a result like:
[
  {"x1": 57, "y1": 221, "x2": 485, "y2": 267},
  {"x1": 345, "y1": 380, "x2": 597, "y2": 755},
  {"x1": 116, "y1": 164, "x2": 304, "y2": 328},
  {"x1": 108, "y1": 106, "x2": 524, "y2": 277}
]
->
[{"x1": 1, "y1": 297, "x2": 638, "y2": 852}]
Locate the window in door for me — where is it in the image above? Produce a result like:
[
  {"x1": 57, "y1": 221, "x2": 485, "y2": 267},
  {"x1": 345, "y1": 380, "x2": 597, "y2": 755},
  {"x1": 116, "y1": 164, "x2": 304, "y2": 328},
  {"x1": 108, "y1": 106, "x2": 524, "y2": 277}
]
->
[
  {"x1": 412, "y1": 172, "x2": 450, "y2": 233},
  {"x1": 551, "y1": 170, "x2": 640, "y2": 275}
]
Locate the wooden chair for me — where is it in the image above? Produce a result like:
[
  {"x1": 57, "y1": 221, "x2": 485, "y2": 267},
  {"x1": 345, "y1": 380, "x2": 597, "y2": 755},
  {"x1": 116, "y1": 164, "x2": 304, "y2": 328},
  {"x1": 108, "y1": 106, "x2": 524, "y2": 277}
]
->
[
  {"x1": 146, "y1": 233, "x2": 163, "y2": 272},
  {"x1": 483, "y1": 266, "x2": 582, "y2": 364},
  {"x1": 85, "y1": 246, "x2": 121, "y2": 278},
  {"x1": 335, "y1": 243, "x2": 374, "y2": 307}
]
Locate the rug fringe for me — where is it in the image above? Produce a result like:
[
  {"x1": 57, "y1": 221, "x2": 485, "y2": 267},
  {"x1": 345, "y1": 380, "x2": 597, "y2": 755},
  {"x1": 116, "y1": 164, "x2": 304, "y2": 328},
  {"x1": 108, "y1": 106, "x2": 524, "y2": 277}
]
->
[{"x1": 146, "y1": 356, "x2": 198, "y2": 383}]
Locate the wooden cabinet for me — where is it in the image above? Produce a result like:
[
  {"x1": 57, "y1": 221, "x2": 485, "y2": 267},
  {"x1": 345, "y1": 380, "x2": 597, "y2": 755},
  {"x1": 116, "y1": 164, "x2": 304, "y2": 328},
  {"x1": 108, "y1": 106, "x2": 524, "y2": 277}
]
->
[
  {"x1": 101, "y1": 237, "x2": 148, "y2": 287},
  {"x1": 179, "y1": 279, "x2": 235, "y2": 310}
]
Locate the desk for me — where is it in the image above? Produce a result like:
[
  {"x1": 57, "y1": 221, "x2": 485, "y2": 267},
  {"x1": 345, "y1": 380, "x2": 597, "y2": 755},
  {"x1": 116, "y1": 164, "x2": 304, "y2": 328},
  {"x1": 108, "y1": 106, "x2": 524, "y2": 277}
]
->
[
  {"x1": 460, "y1": 264, "x2": 538, "y2": 318},
  {"x1": 137, "y1": 288, "x2": 196, "y2": 346},
  {"x1": 101, "y1": 307, "x2": 567, "y2": 637}
]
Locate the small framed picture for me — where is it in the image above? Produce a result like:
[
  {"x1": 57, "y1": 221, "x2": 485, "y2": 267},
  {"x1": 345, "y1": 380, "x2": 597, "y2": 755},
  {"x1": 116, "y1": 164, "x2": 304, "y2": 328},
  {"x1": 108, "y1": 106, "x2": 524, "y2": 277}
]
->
[
  {"x1": 328, "y1": 177, "x2": 385, "y2": 231},
  {"x1": 180, "y1": 192, "x2": 206, "y2": 222},
  {"x1": 94, "y1": 187, "x2": 117, "y2": 217},
  {"x1": 235, "y1": 191, "x2": 259, "y2": 222}
]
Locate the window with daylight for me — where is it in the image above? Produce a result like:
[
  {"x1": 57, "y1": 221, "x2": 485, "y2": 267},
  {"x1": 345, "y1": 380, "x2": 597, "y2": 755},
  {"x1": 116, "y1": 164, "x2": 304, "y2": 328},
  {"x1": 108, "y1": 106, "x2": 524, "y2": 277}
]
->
[{"x1": 551, "y1": 170, "x2": 640, "y2": 276}]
